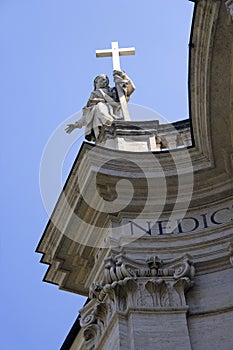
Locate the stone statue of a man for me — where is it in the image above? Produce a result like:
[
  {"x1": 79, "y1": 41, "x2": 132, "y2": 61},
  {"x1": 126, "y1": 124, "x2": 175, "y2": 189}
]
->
[{"x1": 65, "y1": 70, "x2": 135, "y2": 141}]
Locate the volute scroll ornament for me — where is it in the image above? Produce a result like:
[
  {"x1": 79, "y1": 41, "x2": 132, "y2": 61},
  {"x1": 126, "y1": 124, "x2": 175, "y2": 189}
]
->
[
  {"x1": 80, "y1": 254, "x2": 195, "y2": 349},
  {"x1": 89, "y1": 253, "x2": 195, "y2": 306}
]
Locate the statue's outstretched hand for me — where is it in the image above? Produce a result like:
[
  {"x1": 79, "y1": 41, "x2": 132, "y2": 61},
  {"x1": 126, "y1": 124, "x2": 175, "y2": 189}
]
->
[
  {"x1": 65, "y1": 123, "x2": 77, "y2": 134},
  {"x1": 66, "y1": 120, "x2": 83, "y2": 133}
]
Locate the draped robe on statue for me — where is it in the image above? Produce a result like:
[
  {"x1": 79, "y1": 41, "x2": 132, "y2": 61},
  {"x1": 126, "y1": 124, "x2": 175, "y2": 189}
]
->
[
  {"x1": 80, "y1": 87, "x2": 121, "y2": 141},
  {"x1": 71, "y1": 71, "x2": 135, "y2": 142}
]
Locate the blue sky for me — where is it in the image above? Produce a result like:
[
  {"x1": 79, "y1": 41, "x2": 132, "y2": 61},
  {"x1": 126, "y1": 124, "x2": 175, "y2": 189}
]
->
[{"x1": 1, "y1": 1, "x2": 194, "y2": 349}]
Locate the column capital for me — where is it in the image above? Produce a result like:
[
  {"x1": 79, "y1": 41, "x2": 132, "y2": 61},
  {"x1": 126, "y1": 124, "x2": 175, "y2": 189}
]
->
[{"x1": 79, "y1": 253, "x2": 195, "y2": 349}]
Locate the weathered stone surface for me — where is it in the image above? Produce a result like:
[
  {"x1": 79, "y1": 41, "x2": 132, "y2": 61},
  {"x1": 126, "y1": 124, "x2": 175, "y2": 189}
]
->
[
  {"x1": 97, "y1": 119, "x2": 192, "y2": 151},
  {"x1": 79, "y1": 253, "x2": 194, "y2": 349},
  {"x1": 188, "y1": 311, "x2": 233, "y2": 350},
  {"x1": 38, "y1": 1, "x2": 233, "y2": 349}
]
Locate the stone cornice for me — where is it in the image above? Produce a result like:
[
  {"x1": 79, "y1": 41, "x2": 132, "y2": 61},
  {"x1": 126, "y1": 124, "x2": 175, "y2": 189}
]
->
[
  {"x1": 36, "y1": 0, "x2": 233, "y2": 298},
  {"x1": 36, "y1": 141, "x2": 233, "y2": 294}
]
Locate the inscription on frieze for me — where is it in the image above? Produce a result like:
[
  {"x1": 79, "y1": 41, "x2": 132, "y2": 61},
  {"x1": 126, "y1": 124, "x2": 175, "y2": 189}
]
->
[{"x1": 124, "y1": 204, "x2": 233, "y2": 236}]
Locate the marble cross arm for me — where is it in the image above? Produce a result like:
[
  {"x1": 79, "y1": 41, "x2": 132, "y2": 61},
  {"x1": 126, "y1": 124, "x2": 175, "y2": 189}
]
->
[{"x1": 96, "y1": 47, "x2": 136, "y2": 57}]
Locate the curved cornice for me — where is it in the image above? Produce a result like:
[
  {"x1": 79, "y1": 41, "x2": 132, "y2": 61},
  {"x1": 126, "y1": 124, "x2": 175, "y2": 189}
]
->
[
  {"x1": 36, "y1": 1, "x2": 233, "y2": 296},
  {"x1": 188, "y1": 0, "x2": 233, "y2": 205},
  {"x1": 189, "y1": 0, "x2": 221, "y2": 160}
]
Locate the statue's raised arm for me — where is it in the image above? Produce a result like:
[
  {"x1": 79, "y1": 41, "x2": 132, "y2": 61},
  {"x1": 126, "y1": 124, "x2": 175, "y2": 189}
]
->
[
  {"x1": 113, "y1": 70, "x2": 135, "y2": 102},
  {"x1": 65, "y1": 70, "x2": 135, "y2": 142}
]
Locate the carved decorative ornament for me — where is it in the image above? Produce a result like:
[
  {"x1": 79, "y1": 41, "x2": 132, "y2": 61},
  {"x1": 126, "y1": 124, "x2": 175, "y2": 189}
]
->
[{"x1": 79, "y1": 253, "x2": 195, "y2": 349}]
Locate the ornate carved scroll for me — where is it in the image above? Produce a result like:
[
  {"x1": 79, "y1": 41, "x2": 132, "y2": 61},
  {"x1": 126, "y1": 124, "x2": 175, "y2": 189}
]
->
[{"x1": 79, "y1": 253, "x2": 195, "y2": 349}]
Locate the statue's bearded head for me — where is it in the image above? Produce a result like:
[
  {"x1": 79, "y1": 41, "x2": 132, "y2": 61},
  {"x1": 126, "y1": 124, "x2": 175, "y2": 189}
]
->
[{"x1": 94, "y1": 74, "x2": 109, "y2": 90}]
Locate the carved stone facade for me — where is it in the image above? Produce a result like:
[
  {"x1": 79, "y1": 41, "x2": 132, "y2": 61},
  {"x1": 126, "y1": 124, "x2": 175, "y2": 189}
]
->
[
  {"x1": 37, "y1": 1, "x2": 233, "y2": 349},
  {"x1": 97, "y1": 119, "x2": 192, "y2": 151},
  {"x1": 79, "y1": 254, "x2": 195, "y2": 350}
]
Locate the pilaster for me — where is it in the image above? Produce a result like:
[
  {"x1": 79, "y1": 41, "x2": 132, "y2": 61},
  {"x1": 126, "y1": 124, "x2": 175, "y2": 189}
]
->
[{"x1": 79, "y1": 253, "x2": 195, "y2": 350}]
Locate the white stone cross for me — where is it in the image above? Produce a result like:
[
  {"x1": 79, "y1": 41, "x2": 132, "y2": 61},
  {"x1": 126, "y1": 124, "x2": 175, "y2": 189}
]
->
[{"x1": 96, "y1": 41, "x2": 135, "y2": 121}]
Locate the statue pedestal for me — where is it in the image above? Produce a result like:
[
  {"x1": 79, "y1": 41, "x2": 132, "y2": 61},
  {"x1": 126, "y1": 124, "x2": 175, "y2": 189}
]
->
[
  {"x1": 97, "y1": 120, "x2": 160, "y2": 152},
  {"x1": 97, "y1": 119, "x2": 192, "y2": 151}
]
